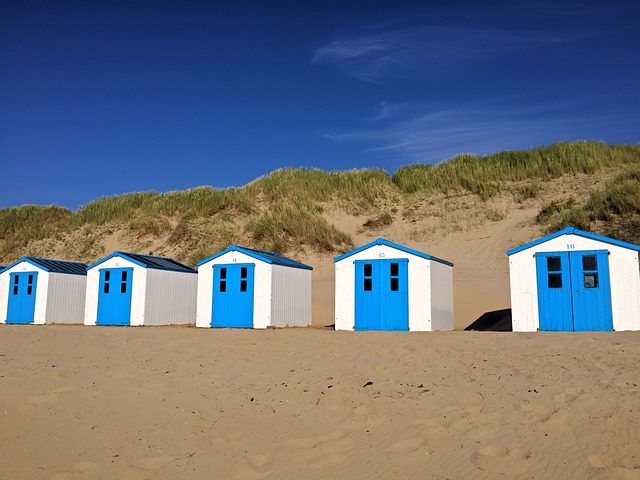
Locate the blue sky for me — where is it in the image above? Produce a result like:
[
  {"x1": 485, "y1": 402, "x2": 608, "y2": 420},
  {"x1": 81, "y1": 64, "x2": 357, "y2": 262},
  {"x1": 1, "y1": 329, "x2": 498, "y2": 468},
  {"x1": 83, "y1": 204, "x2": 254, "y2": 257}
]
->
[{"x1": 1, "y1": 0, "x2": 639, "y2": 210}]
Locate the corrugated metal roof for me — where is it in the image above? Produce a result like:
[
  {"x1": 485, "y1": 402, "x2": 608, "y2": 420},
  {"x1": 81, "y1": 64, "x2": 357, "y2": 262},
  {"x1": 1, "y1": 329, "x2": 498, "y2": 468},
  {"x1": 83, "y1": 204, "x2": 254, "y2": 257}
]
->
[
  {"x1": 197, "y1": 245, "x2": 313, "y2": 270},
  {"x1": 334, "y1": 238, "x2": 454, "y2": 267},
  {"x1": 88, "y1": 251, "x2": 196, "y2": 273},
  {"x1": 1, "y1": 257, "x2": 87, "y2": 275},
  {"x1": 507, "y1": 227, "x2": 640, "y2": 256}
]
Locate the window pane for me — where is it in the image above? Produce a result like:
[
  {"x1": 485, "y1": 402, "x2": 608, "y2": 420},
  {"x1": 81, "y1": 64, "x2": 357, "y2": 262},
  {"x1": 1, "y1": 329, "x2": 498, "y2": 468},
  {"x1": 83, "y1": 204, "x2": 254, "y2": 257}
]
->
[
  {"x1": 105, "y1": 271, "x2": 110, "y2": 281},
  {"x1": 220, "y1": 268, "x2": 227, "y2": 279},
  {"x1": 547, "y1": 257, "x2": 561, "y2": 272},
  {"x1": 104, "y1": 283, "x2": 110, "y2": 294},
  {"x1": 582, "y1": 255, "x2": 597, "y2": 271},
  {"x1": 241, "y1": 267, "x2": 247, "y2": 279},
  {"x1": 28, "y1": 275, "x2": 33, "y2": 284},
  {"x1": 14, "y1": 276, "x2": 19, "y2": 285},
  {"x1": 121, "y1": 271, "x2": 127, "y2": 282},
  {"x1": 13, "y1": 286, "x2": 18, "y2": 295},
  {"x1": 548, "y1": 273, "x2": 562, "y2": 288},
  {"x1": 390, "y1": 263, "x2": 399, "y2": 276},
  {"x1": 120, "y1": 282, "x2": 127, "y2": 294},
  {"x1": 27, "y1": 286, "x2": 32, "y2": 295},
  {"x1": 220, "y1": 281, "x2": 226, "y2": 292},
  {"x1": 584, "y1": 273, "x2": 598, "y2": 288},
  {"x1": 240, "y1": 280, "x2": 247, "y2": 292},
  {"x1": 390, "y1": 278, "x2": 399, "y2": 291},
  {"x1": 364, "y1": 278, "x2": 372, "y2": 291},
  {"x1": 364, "y1": 263, "x2": 372, "y2": 277}
]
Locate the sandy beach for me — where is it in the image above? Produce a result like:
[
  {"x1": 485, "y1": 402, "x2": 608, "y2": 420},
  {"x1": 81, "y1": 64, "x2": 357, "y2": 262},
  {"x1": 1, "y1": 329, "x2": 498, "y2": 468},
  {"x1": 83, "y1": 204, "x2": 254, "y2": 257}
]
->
[{"x1": 1, "y1": 325, "x2": 639, "y2": 479}]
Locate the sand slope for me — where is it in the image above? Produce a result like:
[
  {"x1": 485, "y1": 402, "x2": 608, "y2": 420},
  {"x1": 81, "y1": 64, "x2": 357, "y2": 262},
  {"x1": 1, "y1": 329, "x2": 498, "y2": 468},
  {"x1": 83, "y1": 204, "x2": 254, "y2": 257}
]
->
[{"x1": 1, "y1": 326, "x2": 639, "y2": 479}]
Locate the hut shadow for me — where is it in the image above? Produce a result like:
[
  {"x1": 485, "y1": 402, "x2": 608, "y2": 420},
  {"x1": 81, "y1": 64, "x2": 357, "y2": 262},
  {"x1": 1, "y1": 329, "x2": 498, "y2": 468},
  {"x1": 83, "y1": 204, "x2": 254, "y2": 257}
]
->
[{"x1": 465, "y1": 308, "x2": 512, "y2": 332}]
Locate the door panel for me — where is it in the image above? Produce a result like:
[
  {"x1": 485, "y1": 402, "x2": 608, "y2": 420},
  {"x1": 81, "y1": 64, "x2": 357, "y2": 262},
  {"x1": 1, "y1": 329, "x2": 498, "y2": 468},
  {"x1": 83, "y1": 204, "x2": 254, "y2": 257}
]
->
[
  {"x1": 97, "y1": 268, "x2": 133, "y2": 325},
  {"x1": 211, "y1": 264, "x2": 254, "y2": 328},
  {"x1": 570, "y1": 250, "x2": 613, "y2": 331},
  {"x1": 6, "y1": 272, "x2": 38, "y2": 324},
  {"x1": 535, "y1": 250, "x2": 613, "y2": 331},
  {"x1": 536, "y1": 252, "x2": 573, "y2": 331},
  {"x1": 355, "y1": 259, "x2": 409, "y2": 331}
]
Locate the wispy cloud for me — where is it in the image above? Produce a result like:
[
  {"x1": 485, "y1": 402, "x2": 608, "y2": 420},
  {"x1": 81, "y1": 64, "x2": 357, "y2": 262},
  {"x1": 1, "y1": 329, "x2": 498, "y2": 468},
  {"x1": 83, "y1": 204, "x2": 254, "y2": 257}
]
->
[
  {"x1": 325, "y1": 100, "x2": 637, "y2": 168},
  {"x1": 312, "y1": 25, "x2": 589, "y2": 83}
]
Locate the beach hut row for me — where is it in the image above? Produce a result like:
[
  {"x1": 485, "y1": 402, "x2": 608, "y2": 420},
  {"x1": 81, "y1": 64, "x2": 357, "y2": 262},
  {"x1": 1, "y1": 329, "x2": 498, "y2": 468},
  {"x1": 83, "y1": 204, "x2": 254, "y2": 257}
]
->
[{"x1": 1, "y1": 228, "x2": 639, "y2": 332}]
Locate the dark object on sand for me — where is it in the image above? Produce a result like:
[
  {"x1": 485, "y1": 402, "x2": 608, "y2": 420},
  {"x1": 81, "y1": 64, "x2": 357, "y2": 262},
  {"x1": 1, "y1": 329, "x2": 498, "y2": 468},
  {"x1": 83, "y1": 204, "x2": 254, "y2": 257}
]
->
[{"x1": 465, "y1": 308, "x2": 512, "y2": 332}]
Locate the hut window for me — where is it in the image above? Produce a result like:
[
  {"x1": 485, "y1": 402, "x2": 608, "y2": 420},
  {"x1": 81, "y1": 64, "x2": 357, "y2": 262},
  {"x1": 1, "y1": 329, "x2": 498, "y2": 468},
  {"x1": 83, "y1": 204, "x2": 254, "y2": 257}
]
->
[
  {"x1": 584, "y1": 273, "x2": 598, "y2": 288},
  {"x1": 220, "y1": 281, "x2": 226, "y2": 292},
  {"x1": 390, "y1": 278, "x2": 399, "y2": 291},
  {"x1": 220, "y1": 268, "x2": 227, "y2": 280},
  {"x1": 241, "y1": 267, "x2": 247, "y2": 279},
  {"x1": 240, "y1": 280, "x2": 247, "y2": 292},
  {"x1": 547, "y1": 257, "x2": 561, "y2": 272},
  {"x1": 27, "y1": 275, "x2": 33, "y2": 295},
  {"x1": 121, "y1": 271, "x2": 128, "y2": 282},
  {"x1": 548, "y1": 274, "x2": 562, "y2": 288},
  {"x1": 390, "y1": 262, "x2": 399, "y2": 276},
  {"x1": 120, "y1": 282, "x2": 127, "y2": 294},
  {"x1": 105, "y1": 271, "x2": 110, "y2": 281},
  {"x1": 12, "y1": 275, "x2": 19, "y2": 295},
  {"x1": 364, "y1": 263, "x2": 372, "y2": 277},
  {"x1": 546, "y1": 256, "x2": 562, "y2": 288},
  {"x1": 582, "y1": 255, "x2": 598, "y2": 288},
  {"x1": 104, "y1": 283, "x2": 110, "y2": 294},
  {"x1": 582, "y1": 255, "x2": 597, "y2": 271},
  {"x1": 363, "y1": 263, "x2": 373, "y2": 291},
  {"x1": 364, "y1": 278, "x2": 372, "y2": 291}
]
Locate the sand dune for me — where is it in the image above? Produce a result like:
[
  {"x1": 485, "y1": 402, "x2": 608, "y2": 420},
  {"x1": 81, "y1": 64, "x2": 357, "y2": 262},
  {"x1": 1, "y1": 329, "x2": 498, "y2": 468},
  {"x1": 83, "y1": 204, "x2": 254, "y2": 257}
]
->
[{"x1": 1, "y1": 326, "x2": 639, "y2": 479}]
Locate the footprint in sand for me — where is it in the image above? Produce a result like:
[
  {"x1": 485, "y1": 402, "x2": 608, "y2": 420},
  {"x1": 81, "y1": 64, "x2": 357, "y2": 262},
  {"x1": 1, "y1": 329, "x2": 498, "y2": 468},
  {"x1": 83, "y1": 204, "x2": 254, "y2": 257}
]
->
[
  {"x1": 131, "y1": 455, "x2": 177, "y2": 470},
  {"x1": 472, "y1": 445, "x2": 533, "y2": 476}
]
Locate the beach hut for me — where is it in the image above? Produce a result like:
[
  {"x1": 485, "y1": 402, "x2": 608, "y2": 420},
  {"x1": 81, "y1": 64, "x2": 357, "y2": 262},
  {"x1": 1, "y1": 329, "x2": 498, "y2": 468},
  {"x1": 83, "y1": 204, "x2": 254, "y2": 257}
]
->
[
  {"x1": 196, "y1": 245, "x2": 312, "y2": 328},
  {"x1": 0, "y1": 257, "x2": 87, "y2": 325},
  {"x1": 507, "y1": 227, "x2": 640, "y2": 332},
  {"x1": 334, "y1": 238, "x2": 454, "y2": 331},
  {"x1": 84, "y1": 251, "x2": 197, "y2": 326}
]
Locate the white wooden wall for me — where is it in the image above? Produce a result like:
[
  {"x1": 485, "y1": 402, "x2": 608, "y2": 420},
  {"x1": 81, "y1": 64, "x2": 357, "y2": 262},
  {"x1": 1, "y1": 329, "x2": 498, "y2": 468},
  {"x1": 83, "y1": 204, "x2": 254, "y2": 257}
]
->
[
  {"x1": 143, "y1": 269, "x2": 197, "y2": 325},
  {"x1": 509, "y1": 233, "x2": 640, "y2": 331},
  {"x1": 271, "y1": 264, "x2": 312, "y2": 327},
  {"x1": 45, "y1": 272, "x2": 86, "y2": 324},
  {"x1": 430, "y1": 259, "x2": 455, "y2": 331}
]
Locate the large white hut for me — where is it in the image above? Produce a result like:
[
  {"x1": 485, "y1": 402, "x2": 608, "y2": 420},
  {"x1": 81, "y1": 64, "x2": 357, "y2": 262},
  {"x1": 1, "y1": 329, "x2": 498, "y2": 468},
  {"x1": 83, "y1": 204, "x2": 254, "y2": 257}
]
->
[
  {"x1": 196, "y1": 245, "x2": 312, "y2": 329},
  {"x1": 0, "y1": 257, "x2": 87, "y2": 325},
  {"x1": 334, "y1": 238, "x2": 454, "y2": 331},
  {"x1": 84, "y1": 251, "x2": 197, "y2": 326},
  {"x1": 507, "y1": 227, "x2": 640, "y2": 332}
]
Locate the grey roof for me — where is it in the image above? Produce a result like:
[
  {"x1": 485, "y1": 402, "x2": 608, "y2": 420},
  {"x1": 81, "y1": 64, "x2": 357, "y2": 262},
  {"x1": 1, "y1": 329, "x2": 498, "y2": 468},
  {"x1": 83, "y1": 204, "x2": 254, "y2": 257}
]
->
[{"x1": 2, "y1": 257, "x2": 87, "y2": 275}]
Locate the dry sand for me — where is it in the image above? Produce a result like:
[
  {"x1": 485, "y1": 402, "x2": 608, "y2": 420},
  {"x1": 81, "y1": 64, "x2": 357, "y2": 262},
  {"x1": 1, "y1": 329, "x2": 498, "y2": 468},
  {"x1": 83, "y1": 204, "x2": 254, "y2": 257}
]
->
[{"x1": 1, "y1": 325, "x2": 639, "y2": 480}]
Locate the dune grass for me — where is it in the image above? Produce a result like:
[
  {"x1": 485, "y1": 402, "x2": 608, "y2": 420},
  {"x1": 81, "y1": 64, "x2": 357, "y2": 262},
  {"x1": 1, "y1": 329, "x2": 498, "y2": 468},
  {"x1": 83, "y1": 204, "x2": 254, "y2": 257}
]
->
[
  {"x1": 539, "y1": 169, "x2": 640, "y2": 243},
  {"x1": 1, "y1": 141, "x2": 638, "y2": 262},
  {"x1": 392, "y1": 141, "x2": 639, "y2": 199}
]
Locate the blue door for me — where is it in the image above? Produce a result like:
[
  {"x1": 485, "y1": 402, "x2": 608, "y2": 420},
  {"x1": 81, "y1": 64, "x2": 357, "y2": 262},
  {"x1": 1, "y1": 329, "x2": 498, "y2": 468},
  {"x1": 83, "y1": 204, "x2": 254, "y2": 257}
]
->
[
  {"x1": 355, "y1": 259, "x2": 409, "y2": 331},
  {"x1": 570, "y1": 250, "x2": 613, "y2": 331},
  {"x1": 6, "y1": 272, "x2": 38, "y2": 324},
  {"x1": 96, "y1": 268, "x2": 133, "y2": 325},
  {"x1": 536, "y1": 250, "x2": 612, "y2": 331},
  {"x1": 211, "y1": 264, "x2": 255, "y2": 328},
  {"x1": 536, "y1": 252, "x2": 573, "y2": 331}
]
